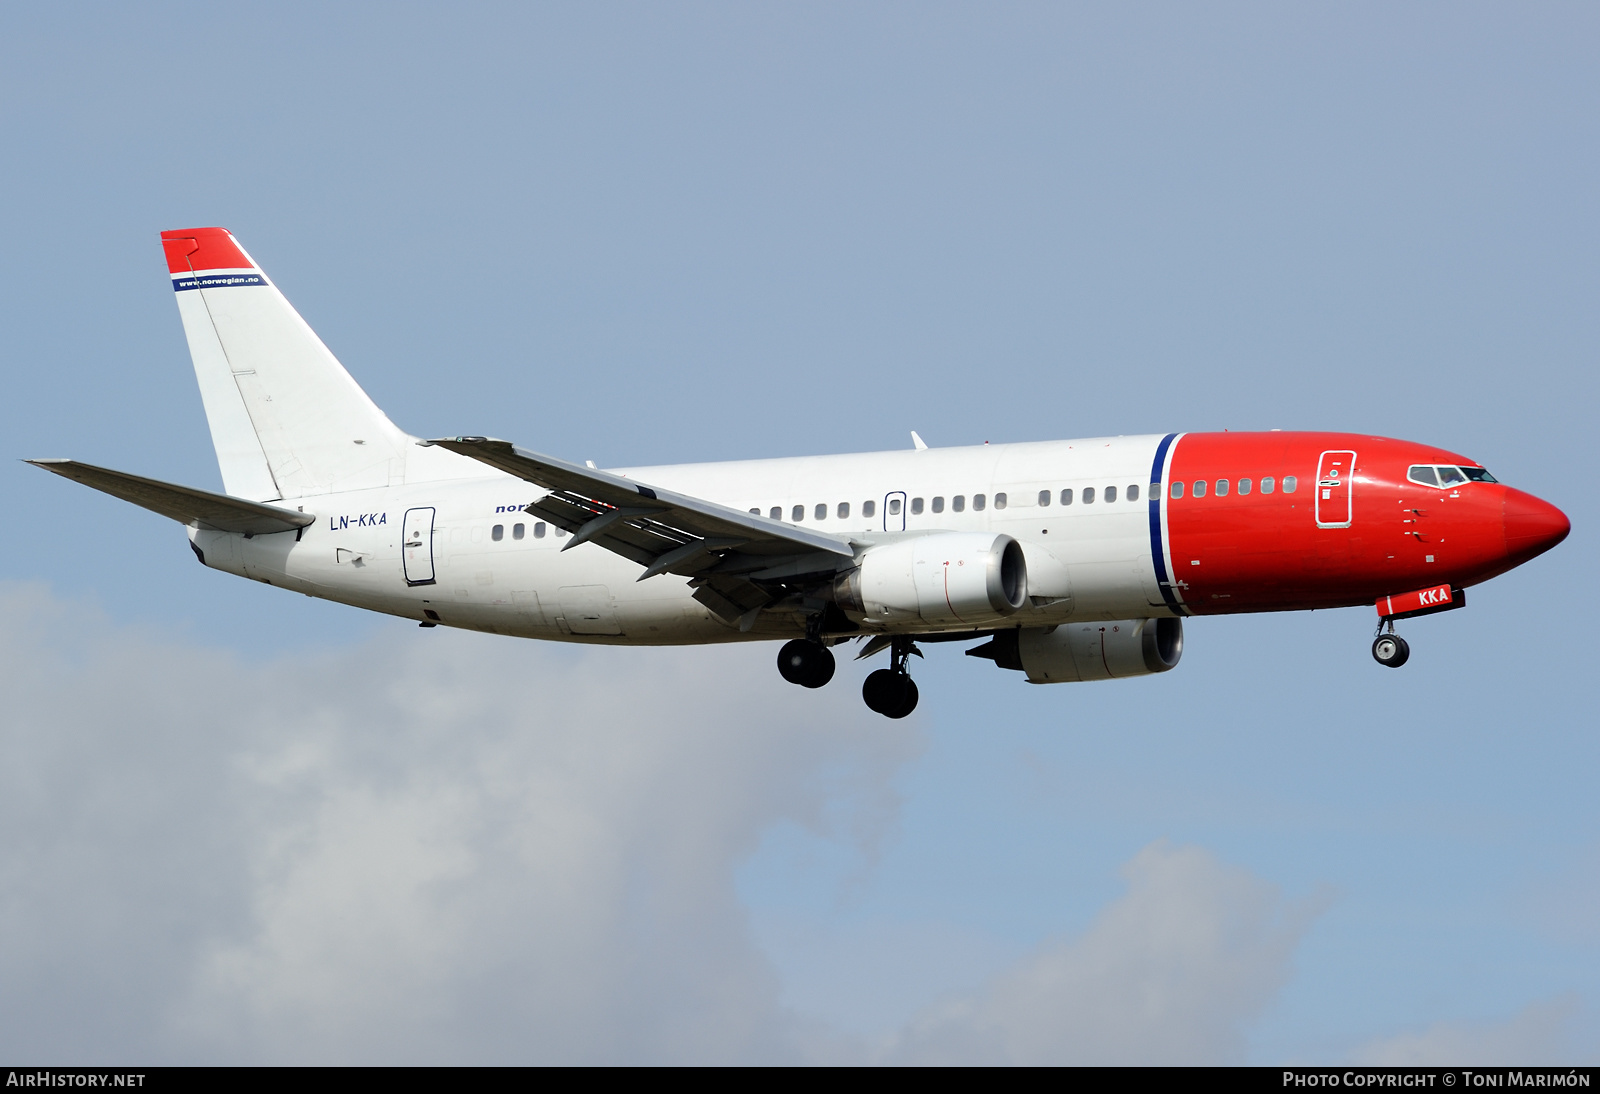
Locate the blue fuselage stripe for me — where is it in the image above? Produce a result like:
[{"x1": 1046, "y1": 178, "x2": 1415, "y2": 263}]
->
[{"x1": 1148, "y1": 432, "x2": 1186, "y2": 615}]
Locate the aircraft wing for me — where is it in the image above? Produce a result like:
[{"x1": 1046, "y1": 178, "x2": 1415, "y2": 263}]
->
[
  {"x1": 425, "y1": 437, "x2": 858, "y2": 625},
  {"x1": 27, "y1": 459, "x2": 315, "y2": 535}
]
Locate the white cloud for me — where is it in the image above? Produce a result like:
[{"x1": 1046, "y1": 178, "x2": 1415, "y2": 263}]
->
[
  {"x1": 883, "y1": 841, "x2": 1324, "y2": 1065},
  {"x1": 0, "y1": 584, "x2": 915, "y2": 1063},
  {"x1": 1349, "y1": 994, "x2": 1582, "y2": 1066},
  {"x1": 0, "y1": 583, "x2": 1334, "y2": 1064}
]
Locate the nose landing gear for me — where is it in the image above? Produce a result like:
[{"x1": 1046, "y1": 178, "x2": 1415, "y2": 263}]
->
[
  {"x1": 1371, "y1": 622, "x2": 1411, "y2": 668},
  {"x1": 862, "y1": 637, "x2": 921, "y2": 719}
]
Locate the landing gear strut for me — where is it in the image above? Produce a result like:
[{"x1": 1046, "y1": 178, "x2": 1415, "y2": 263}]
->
[
  {"x1": 1372, "y1": 621, "x2": 1410, "y2": 668},
  {"x1": 863, "y1": 637, "x2": 920, "y2": 719}
]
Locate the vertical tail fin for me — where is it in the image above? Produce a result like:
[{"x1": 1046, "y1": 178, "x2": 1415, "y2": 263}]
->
[{"x1": 163, "y1": 227, "x2": 412, "y2": 500}]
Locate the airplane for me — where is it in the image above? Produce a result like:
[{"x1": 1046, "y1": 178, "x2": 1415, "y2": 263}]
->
[{"x1": 30, "y1": 227, "x2": 1571, "y2": 718}]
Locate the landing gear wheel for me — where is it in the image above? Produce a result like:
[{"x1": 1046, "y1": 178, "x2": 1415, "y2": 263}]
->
[
  {"x1": 862, "y1": 669, "x2": 912, "y2": 715},
  {"x1": 777, "y1": 639, "x2": 836, "y2": 688},
  {"x1": 862, "y1": 636, "x2": 923, "y2": 718},
  {"x1": 886, "y1": 677, "x2": 918, "y2": 719},
  {"x1": 1372, "y1": 634, "x2": 1410, "y2": 668}
]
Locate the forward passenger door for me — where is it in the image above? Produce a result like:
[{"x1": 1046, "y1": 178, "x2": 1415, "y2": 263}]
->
[{"x1": 1315, "y1": 451, "x2": 1356, "y2": 529}]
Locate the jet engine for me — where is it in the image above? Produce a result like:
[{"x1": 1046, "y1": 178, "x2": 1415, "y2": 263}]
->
[
  {"x1": 833, "y1": 533, "x2": 1028, "y2": 627},
  {"x1": 969, "y1": 618, "x2": 1184, "y2": 683}
]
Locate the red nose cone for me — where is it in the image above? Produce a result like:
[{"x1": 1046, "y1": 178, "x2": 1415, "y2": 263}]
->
[{"x1": 1503, "y1": 488, "x2": 1570, "y2": 564}]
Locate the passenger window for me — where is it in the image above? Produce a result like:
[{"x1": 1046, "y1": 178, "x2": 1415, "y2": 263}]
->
[
  {"x1": 1238, "y1": 478, "x2": 1252, "y2": 495},
  {"x1": 1083, "y1": 487, "x2": 1096, "y2": 504},
  {"x1": 1060, "y1": 488, "x2": 1073, "y2": 506},
  {"x1": 770, "y1": 507, "x2": 781, "y2": 519},
  {"x1": 1104, "y1": 485, "x2": 1117, "y2": 503},
  {"x1": 535, "y1": 522, "x2": 546, "y2": 538},
  {"x1": 864, "y1": 500, "x2": 876, "y2": 518},
  {"x1": 932, "y1": 496, "x2": 945, "y2": 513},
  {"x1": 1283, "y1": 476, "x2": 1298, "y2": 493},
  {"x1": 1127, "y1": 484, "x2": 1139, "y2": 502},
  {"x1": 838, "y1": 501, "x2": 850, "y2": 519},
  {"x1": 1192, "y1": 481, "x2": 1206, "y2": 498},
  {"x1": 492, "y1": 524, "x2": 504, "y2": 541},
  {"x1": 1038, "y1": 490, "x2": 1051, "y2": 507},
  {"x1": 749, "y1": 508, "x2": 760, "y2": 515},
  {"x1": 513, "y1": 523, "x2": 525, "y2": 540},
  {"x1": 792, "y1": 504, "x2": 805, "y2": 521},
  {"x1": 974, "y1": 494, "x2": 986, "y2": 511},
  {"x1": 1437, "y1": 466, "x2": 1466, "y2": 487},
  {"x1": 1261, "y1": 476, "x2": 1275, "y2": 494},
  {"x1": 994, "y1": 493, "x2": 1007, "y2": 509},
  {"x1": 1215, "y1": 479, "x2": 1229, "y2": 497},
  {"x1": 1407, "y1": 466, "x2": 1439, "y2": 487},
  {"x1": 1170, "y1": 481, "x2": 1184, "y2": 499},
  {"x1": 555, "y1": 526, "x2": 567, "y2": 538},
  {"x1": 889, "y1": 498, "x2": 902, "y2": 515},
  {"x1": 911, "y1": 497, "x2": 924, "y2": 515},
  {"x1": 815, "y1": 503, "x2": 827, "y2": 520},
  {"x1": 952, "y1": 496, "x2": 965, "y2": 513}
]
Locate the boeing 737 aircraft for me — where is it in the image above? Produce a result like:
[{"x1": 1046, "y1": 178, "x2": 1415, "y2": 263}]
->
[{"x1": 31, "y1": 228, "x2": 1571, "y2": 717}]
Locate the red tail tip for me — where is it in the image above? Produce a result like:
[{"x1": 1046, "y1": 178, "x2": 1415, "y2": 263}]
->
[{"x1": 160, "y1": 227, "x2": 254, "y2": 274}]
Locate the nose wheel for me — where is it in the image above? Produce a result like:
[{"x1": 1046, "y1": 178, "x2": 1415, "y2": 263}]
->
[
  {"x1": 1371, "y1": 630, "x2": 1410, "y2": 668},
  {"x1": 862, "y1": 637, "x2": 921, "y2": 718}
]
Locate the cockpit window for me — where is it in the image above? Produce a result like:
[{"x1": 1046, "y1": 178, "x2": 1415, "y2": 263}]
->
[{"x1": 1410, "y1": 464, "x2": 1497, "y2": 487}]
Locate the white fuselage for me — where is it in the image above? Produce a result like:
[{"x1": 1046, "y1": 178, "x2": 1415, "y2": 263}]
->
[{"x1": 193, "y1": 434, "x2": 1175, "y2": 644}]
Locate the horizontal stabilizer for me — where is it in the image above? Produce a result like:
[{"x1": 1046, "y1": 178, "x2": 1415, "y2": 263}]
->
[{"x1": 27, "y1": 459, "x2": 315, "y2": 535}]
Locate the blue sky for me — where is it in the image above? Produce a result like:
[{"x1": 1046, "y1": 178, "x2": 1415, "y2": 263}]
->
[{"x1": 2, "y1": 2, "x2": 1595, "y2": 1063}]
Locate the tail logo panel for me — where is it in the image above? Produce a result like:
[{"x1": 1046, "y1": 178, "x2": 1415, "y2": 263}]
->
[{"x1": 172, "y1": 272, "x2": 265, "y2": 292}]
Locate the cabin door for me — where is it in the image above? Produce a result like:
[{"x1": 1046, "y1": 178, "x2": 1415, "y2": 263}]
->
[
  {"x1": 402, "y1": 507, "x2": 437, "y2": 586},
  {"x1": 1315, "y1": 451, "x2": 1356, "y2": 529},
  {"x1": 883, "y1": 491, "x2": 907, "y2": 532}
]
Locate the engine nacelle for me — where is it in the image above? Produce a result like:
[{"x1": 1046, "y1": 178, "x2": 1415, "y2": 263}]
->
[
  {"x1": 973, "y1": 618, "x2": 1184, "y2": 683},
  {"x1": 834, "y1": 533, "x2": 1028, "y2": 627}
]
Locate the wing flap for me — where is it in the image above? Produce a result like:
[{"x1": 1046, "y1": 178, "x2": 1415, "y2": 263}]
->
[
  {"x1": 28, "y1": 459, "x2": 315, "y2": 535},
  {"x1": 425, "y1": 437, "x2": 863, "y2": 626},
  {"x1": 428, "y1": 437, "x2": 857, "y2": 569}
]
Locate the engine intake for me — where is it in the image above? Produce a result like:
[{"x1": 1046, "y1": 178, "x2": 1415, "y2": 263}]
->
[
  {"x1": 969, "y1": 618, "x2": 1184, "y2": 683},
  {"x1": 834, "y1": 533, "x2": 1028, "y2": 627}
]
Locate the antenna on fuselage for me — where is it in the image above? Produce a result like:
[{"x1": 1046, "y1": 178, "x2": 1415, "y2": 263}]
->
[{"x1": 910, "y1": 431, "x2": 928, "y2": 451}]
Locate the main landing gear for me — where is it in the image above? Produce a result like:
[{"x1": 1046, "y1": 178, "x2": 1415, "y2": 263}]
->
[
  {"x1": 777, "y1": 638, "x2": 836, "y2": 689},
  {"x1": 1371, "y1": 622, "x2": 1411, "y2": 669},
  {"x1": 776, "y1": 625, "x2": 921, "y2": 719},
  {"x1": 862, "y1": 637, "x2": 921, "y2": 719}
]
